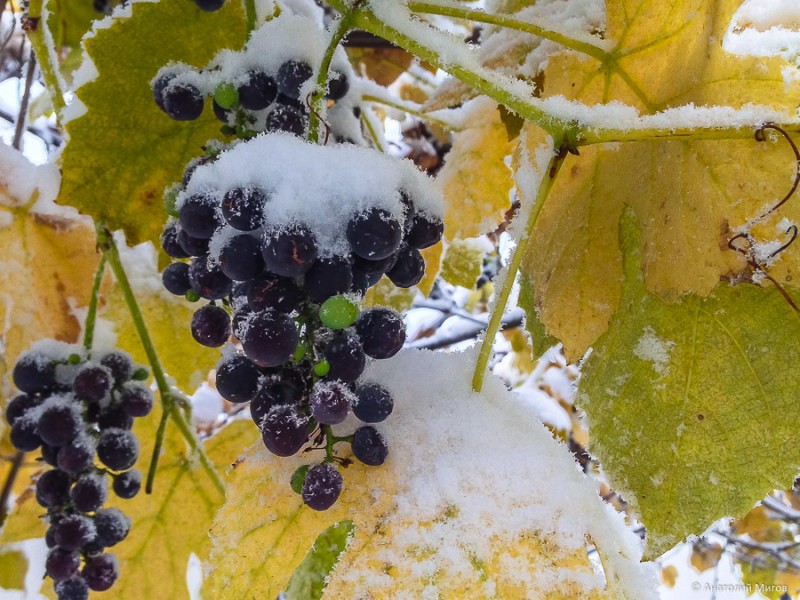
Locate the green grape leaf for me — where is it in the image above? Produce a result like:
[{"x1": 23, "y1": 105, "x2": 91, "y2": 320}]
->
[
  {"x1": 284, "y1": 521, "x2": 354, "y2": 600},
  {"x1": 521, "y1": 0, "x2": 800, "y2": 360},
  {"x1": 578, "y1": 213, "x2": 800, "y2": 557},
  {"x1": 58, "y1": 0, "x2": 247, "y2": 245},
  {"x1": 0, "y1": 418, "x2": 255, "y2": 600},
  {"x1": 47, "y1": 0, "x2": 106, "y2": 50}
]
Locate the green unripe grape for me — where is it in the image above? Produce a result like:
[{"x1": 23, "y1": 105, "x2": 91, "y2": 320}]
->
[
  {"x1": 185, "y1": 290, "x2": 201, "y2": 302},
  {"x1": 291, "y1": 465, "x2": 311, "y2": 494},
  {"x1": 292, "y1": 342, "x2": 307, "y2": 361},
  {"x1": 214, "y1": 83, "x2": 239, "y2": 109},
  {"x1": 319, "y1": 295, "x2": 359, "y2": 330},
  {"x1": 132, "y1": 367, "x2": 150, "y2": 381},
  {"x1": 163, "y1": 186, "x2": 180, "y2": 217},
  {"x1": 313, "y1": 360, "x2": 330, "y2": 377}
]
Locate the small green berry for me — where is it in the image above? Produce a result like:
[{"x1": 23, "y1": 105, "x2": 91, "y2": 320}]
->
[
  {"x1": 185, "y1": 290, "x2": 201, "y2": 302},
  {"x1": 214, "y1": 83, "x2": 239, "y2": 109},
  {"x1": 132, "y1": 367, "x2": 149, "y2": 381},
  {"x1": 319, "y1": 295, "x2": 359, "y2": 330},
  {"x1": 313, "y1": 360, "x2": 330, "y2": 377}
]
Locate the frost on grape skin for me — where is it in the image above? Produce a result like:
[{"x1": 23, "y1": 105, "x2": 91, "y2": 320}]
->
[{"x1": 208, "y1": 349, "x2": 656, "y2": 599}]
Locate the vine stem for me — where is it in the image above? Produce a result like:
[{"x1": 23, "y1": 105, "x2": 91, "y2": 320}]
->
[
  {"x1": 94, "y1": 224, "x2": 225, "y2": 497},
  {"x1": 12, "y1": 49, "x2": 35, "y2": 150},
  {"x1": 83, "y1": 254, "x2": 107, "y2": 351},
  {"x1": 24, "y1": 0, "x2": 67, "y2": 119},
  {"x1": 407, "y1": 1, "x2": 610, "y2": 61},
  {"x1": 308, "y1": 5, "x2": 360, "y2": 144},
  {"x1": 471, "y1": 143, "x2": 566, "y2": 392},
  {"x1": 0, "y1": 451, "x2": 25, "y2": 528}
]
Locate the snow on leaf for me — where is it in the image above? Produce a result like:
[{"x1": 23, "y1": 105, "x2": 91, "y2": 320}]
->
[
  {"x1": 437, "y1": 98, "x2": 518, "y2": 241},
  {"x1": 521, "y1": 0, "x2": 800, "y2": 359},
  {"x1": 58, "y1": 0, "x2": 247, "y2": 245},
  {"x1": 206, "y1": 349, "x2": 655, "y2": 599},
  {"x1": 577, "y1": 213, "x2": 800, "y2": 558},
  {"x1": 0, "y1": 418, "x2": 254, "y2": 600}
]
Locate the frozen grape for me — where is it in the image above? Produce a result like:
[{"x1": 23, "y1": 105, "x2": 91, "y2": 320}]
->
[
  {"x1": 351, "y1": 426, "x2": 388, "y2": 466},
  {"x1": 57, "y1": 436, "x2": 96, "y2": 474},
  {"x1": 177, "y1": 229, "x2": 210, "y2": 257},
  {"x1": 13, "y1": 352, "x2": 56, "y2": 393},
  {"x1": 38, "y1": 403, "x2": 82, "y2": 447},
  {"x1": 99, "y1": 351, "x2": 134, "y2": 385},
  {"x1": 266, "y1": 103, "x2": 307, "y2": 136},
  {"x1": 161, "y1": 81, "x2": 204, "y2": 121},
  {"x1": 238, "y1": 70, "x2": 277, "y2": 110},
  {"x1": 241, "y1": 310, "x2": 299, "y2": 368},
  {"x1": 5, "y1": 393, "x2": 43, "y2": 426},
  {"x1": 194, "y1": 0, "x2": 225, "y2": 11},
  {"x1": 161, "y1": 222, "x2": 191, "y2": 259},
  {"x1": 119, "y1": 382, "x2": 155, "y2": 418},
  {"x1": 323, "y1": 331, "x2": 365, "y2": 383},
  {"x1": 260, "y1": 404, "x2": 310, "y2": 457},
  {"x1": 179, "y1": 195, "x2": 221, "y2": 239},
  {"x1": 113, "y1": 469, "x2": 142, "y2": 500},
  {"x1": 188, "y1": 256, "x2": 232, "y2": 300},
  {"x1": 386, "y1": 245, "x2": 425, "y2": 288},
  {"x1": 71, "y1": 473, "x2": 108, "y2": 513},
  {"x1": 276, "y1": 60, "x2": 313, "y2": 99},
  {"x1": 216, "y1": 354, "x2": 261, "y2": 403},
  {"x1": 10, "y1": 418, "x2": 41, "y2": 451},
  {"x1": 220, "y1": 234, "x2": 264, "y2": 281},
  {"x1": 82, "y1": 553, "x2": 119, "y2": 592},
  {"x1": 97, "y1": 429, "x2": 140, "y2": 471},
  {"x1": 162, "y1": 262, "x2": 191, "y2": 296},
  {"x1": 347, "y1": 208, "x2": 402, "y2": 261},
  {"x1": 310, "y1": 381, "x2": 353, "y2": 425},
  {"x1": 221, "y1": 187, "x2": 267, "y2": 231},
  {"x1": 355, "y1": 307, "x2": 406, "y2": 359},
  {"x1": 72, "y1": 364, "x2": 112, "y2": 402},
  {"x1": 36, "y1": 468, "x2": 72, "y2": 508},
  {"x1": 352, "y1": 382, "x2": 393, "y2": 423},
  {"x1": 326, "y1": 71, "x2": 349, "y2": 101},
  {"x1": 407, "y1": 212, "x2": 444, "y2": 249},
  {"x1": 46, "y1": 547, "x2": 81, "y2": 582},
  {"x1": 305, "y1": 256, "x2": 353, "y2": 303},
  {"x1": 55, "y1": 576, "x2": 89, "y2": 600},
  {"x1": 191, "y1": 305, "x2": 231, "y2": 348},
  {"x1": 93, "y1": 508, "x2": 131, "y2": 548},
  {"x1": 301, "y1": 463, "x2": 343, "y2": 511},
  {"x1": 262, "y1": 224, "x2": 318, "y2": 277},
  {"x1": 247, "y1": 272, "x2": 302, "y2": 313},
  {"x1": 54, "y1": 514, "x2": 97, "y2": 551}
]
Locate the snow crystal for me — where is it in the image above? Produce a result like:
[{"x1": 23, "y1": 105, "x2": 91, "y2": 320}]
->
[
  {"x1": 183, "y1": 132, "x2": 444, "y2": 257},
  {"x1": 633, "y1": 327, "x2": 674, "y2": 377}
]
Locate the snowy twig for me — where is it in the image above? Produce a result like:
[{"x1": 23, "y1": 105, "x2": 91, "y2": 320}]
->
[
  {"x1": 11, "y1": 47, "x2": 34, "y2": 150},
  {"x1": 409, "y1": 306, "x2": 524, "y2": 349},
  {"x1": 0, "y1": 451, "x2": 25, "y2": 528}
]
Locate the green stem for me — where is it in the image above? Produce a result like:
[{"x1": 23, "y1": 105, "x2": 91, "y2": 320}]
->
[
  {"x1": 407, "y1": 1, "x2": 609, "y2": 61},
  {"x1": 361, "y1": 93, "x2": 457, "y2": 131},
  {"x1": 244, "y1": 0, "x2": 257, "y2": 35},
  {"x1": 83, "y1": 254, "x2": 107, "y2": 351},
  {"x1": 577, "y1": 123, "x2": 800, "y2": 145},
  {"x1": 95, "y1": 224, "x2": 225, "y2": 497},
  {"x1": 25, "y1": 0, "x2": 67, "y2": 119},
  {"x1": 309, "y1": 9, "x2": 358, "y2": 144},
  {"x1": 471, "y1": 142, "x2": 567, "y2": 392},
  {"x1": 146, "y1": 408, "x2": 171, "y2": 494}
]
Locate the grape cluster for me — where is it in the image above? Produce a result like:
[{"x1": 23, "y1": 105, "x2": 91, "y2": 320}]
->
[
  {"x1": 7, "y1": 342, "x2": 152, "y2": 600},
  {"x1": 158, "y1": 133, "x2": 443, "y2": 510},
  {"x1": 152, "y1": 12, "x2": 363, "y2": 145}
]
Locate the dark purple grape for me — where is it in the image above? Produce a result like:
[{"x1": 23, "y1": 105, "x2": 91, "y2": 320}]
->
[
  {"x1": 222, "y1": 187, "x2": 267, "y2": 231},
  {"x1": 55, "y1": 576, "x2": 89, "y2": 600},
  {"x1": 99, "y1": 351, "x2": 134, "y2": 385},
  {"x1": 247, "y1": 273, "x2": 302, "y2": 313},
  {"x1": 179, "y1": 195, "x2": 221, "y2": 239},
  {"x1": 310, "y1": 381, "x2": 353, "y2": 425},
  {"x1": 161, "y1": 222, "x2": 191, "y2": 259},
  {"x1": 262, "y1": 224, "x2": 318, "y2": 277},
  {"x1": 407, "y1": 212, "x2": 444, "y2": 249},
  {"x1": 352, "y1": 382, "x2": 393, "y2": 423},
  {"x1": 305, "y1": 256, "x2": 353, "y2": 303},
  {"x1": 57, "y1": 435, "x2": 95, "y2": 474},
  {"x1": 347, "y1": 208, "x2": 402, "y2": 260},
  {"x1": 119, "y1": 382, "x2": 154, "y2": 418},
  {"x1": 301, "y1": 463, "x2": 343, "y2": 511},
  {"x1": 70, "y1": 474, "x2": 108, "y2": 513},
  {"x1": 36, "y1": 469, "x2": 72, "y2": 508},
  {"x1": 162, "y1": 262, "x2": 191, "y2": 295},
  {"x1": 351, "y1": 426, "x2": 388, "y2": 466},
  {"x1": 152, "y1": 73, "x2": 176, "y2": 112},
  {"x1": 112, "y1": 469, "x2": 142, "y2": 499},
  {"x1": 249, "y1": 377, "x2": 302, "y2": 426},
  {"x1": 188, "y1": 256, "x2": 232, "y2": 300},
  {"x1": 82, "y1": 553, "x2": 119, "y2": 592},
  {"x1": 177, "y1": 229, "x2": 210, "y2": 257},
  {"x1": 97, "y1": 407, "x2": 133, "y2": 431},
  {"x1": 266, "y1": 103, "x2": 307, "y2": 136},
  {"x1": 216, "y1": 355, "x2": 261, "y2": 404},
  {"x1": 260, "y1": 404, "x2": 310, "y2": 457},
  {"x1": 38, "y1": 403, "x2": 82, "y2": 447},
  {"x1": 238, "y1": 70, "x2": 278, "y2": 110},
  {"x1": 350, "y1": 266, "x2": 382, "y2": 295},
  {"x1": 276, "y1": 60, "x2": 314, "y2": 99},
  {"x1": 93, "y1": 508, "x2": 130, "y2": 548},
  {"x1": 325, "y1": 71, "x2": 349, "y2": 101},
  {"x1": 355, "y1": 307, "x2": 406, "y2": 359},
  {"x1": 386, "y1": 246, "x2": 425, "y2": 288},
  {"x1": 13, "y1": 352, "x2": 56, "y2": 393},
  {"x1": 191, "y1": 305, "x2": 231, "y2": 348},
  {"x1": 46, "y1": 547, "x2": 80, "y2": 582},
  {"x1": 97, "y1": 429, "x2": 139, "y2": 471},
  {"x1": 352, "y1": 253, "x2": 397, "y2": 276},
  {"x1": 161, "y1": 81, "x2": 204, "y2": 121},
  {"x1": 6, "y1": 393, "x2": 43, "y2": 426},
  {"x1": 219, "y1": 234, "x2": 264, "y2": 281},
  {"x1": 41, "y1": 443, "x2": 59, "y2": 467},
  {"x1": 240, "y1": 310, "x2": 299, "y2": 368},
  {"x1": 323, "y1": 331, "x2": 365, "y2": 383},
  {"x1": 10, "y1": 417, "x2": 41, "y2": 451},
  {"x1": 212, "y1": 99, "x2": 232, "y2": 123},
  {"x1": 194, "y1": 0, "x2": 225, "y2": 10},
  {"x1": 54, "y1": 514, "x2": 97, "y2": 551},
  {"x1": 73, "y1": 364, "x2": 112, "y2": 402}
]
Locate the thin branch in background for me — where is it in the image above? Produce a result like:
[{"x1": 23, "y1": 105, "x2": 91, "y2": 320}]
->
[
  {"x1": 0, "y1": 451, "x2": 25, "y2": 528},
  {"x1": 12, "y1": 46, "x2": 34, "y2": 150}
]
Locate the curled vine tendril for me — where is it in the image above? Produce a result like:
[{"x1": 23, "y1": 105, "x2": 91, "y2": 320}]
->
[
  {"x1": 306, "y1": 93, "x2": 332, "y2": 145},
  {"x1": 727, "y1": 123, "x2": 800, "y2": 314}
]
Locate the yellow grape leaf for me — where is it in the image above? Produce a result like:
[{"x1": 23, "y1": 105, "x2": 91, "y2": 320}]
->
[
  {"x1": 417, "y1": 240, "x2": 443, "y2": 296},
  {"x1": 98, "y1": 238, "x2": 217, "y2": 392},
  {"x1": 206, "y1": 350, "x2": 653, "y2": 599},
  {"x1": 347, "y1": 47, "x2": 414, "y2": 86},
  {"x1": 0, "y1": 549, "x2": 28, "y2": 590},
  {"x1": 47, "y1": 0, "x2": 109, "y2": 50},
  {"x1": 437, "y1": 98, "x2": 518, "y2": 241},
  {"x1": 522, "y1": 0, "x2": 800, "y2": 359},
  {"x1": 577, "y1": 213, "x2": 800, "y2": 557},
  {"x1": 440, "y1": 238, "x2": 484, "y2": 288},
  {"x1": 59, "y1": 0, "x2": 247, "y2": 245},
  {"x1": 689, "y1": 542, "x2": 723, "y2": 574},
  {"x1": 0, "y1": 417, "x2": 254, "y2": 600}
]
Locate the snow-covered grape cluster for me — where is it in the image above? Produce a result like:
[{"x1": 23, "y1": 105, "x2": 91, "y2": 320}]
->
[
  {"x1": 159, "y1": 132, "x2": 443, "y2": 509},
  {"x1": 152, "y1": 12, "x2": 364, "y2": 145},
  {"x1": 6, "y1": 342, "x2": 152, "y2": 600}
]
